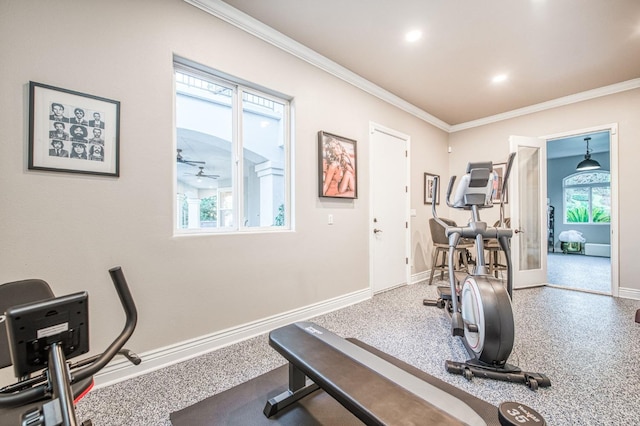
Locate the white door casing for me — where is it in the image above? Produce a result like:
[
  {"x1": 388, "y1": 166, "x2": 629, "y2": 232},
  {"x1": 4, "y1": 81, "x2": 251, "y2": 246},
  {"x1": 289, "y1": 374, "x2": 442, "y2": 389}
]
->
[{"x1": 542, "y1": 124, "x2": 619, "y2": 296}]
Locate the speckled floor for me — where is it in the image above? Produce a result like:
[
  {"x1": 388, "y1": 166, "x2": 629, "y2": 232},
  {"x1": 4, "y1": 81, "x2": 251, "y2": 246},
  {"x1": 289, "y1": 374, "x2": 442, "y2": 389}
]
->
[
  {"x1": 547, "y1": 252, "x2": 611, "y2": 293},
  {"x1": 75, "y1": 280, "x2": 640, "y2": 425}
]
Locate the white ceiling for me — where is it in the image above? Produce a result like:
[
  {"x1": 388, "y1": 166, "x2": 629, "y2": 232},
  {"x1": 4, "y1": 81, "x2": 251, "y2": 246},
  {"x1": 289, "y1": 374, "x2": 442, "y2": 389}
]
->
[
  {"x1": 221, "y1": 0, "x2": 640, "y2": 126},
  {"x1": 180, "y1": 1, "x2": 631, "y2": 188}
]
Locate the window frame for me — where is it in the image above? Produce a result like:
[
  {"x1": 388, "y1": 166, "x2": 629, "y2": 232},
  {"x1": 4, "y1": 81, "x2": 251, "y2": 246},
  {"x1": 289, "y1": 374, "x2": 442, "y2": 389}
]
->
[
  {"x1": 562, "y1": 170, "x2": 610, "y2": 225},
  {"x1": 173, "y1": 59, "x2": 293, "y2": 235}
]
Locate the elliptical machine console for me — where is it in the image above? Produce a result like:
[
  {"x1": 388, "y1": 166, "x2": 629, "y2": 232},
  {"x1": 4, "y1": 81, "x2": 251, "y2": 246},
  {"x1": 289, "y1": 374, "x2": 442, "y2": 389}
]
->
[{"x1": 425, "y1": 153, "x2": 550, "y2": 390}]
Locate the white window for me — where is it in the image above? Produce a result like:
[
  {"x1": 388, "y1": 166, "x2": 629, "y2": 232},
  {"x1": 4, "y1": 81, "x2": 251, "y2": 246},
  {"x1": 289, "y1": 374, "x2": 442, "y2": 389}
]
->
[
  {"x1": 174, "y1": 62, "x2": 291, "y2": 233},
  {"x1": 563, "y1": 171, "x2": 610, "y2": 224}
]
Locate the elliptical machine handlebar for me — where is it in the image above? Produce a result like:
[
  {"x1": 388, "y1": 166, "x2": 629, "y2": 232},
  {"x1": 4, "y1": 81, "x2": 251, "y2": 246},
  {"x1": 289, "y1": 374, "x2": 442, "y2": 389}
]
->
[
  {"x1": 497, "y1": 152, "x2": 516, "y2": 228},
  {"x1": 432, "y1": 152, "x2": 516, "y2": 230},
  {"x1": 430, "y1": 174, "x2": 458, "y2": 229},
  {"x1": 444, "y1": 174, "x2": 458, "y2": 210}
]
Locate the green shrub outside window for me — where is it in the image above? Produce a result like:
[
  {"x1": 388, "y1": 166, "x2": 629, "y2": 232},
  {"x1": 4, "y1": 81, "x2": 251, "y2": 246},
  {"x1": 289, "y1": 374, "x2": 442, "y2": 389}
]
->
[{"x1": 563, "y1": 171, "x2": 610, "y2": 224}]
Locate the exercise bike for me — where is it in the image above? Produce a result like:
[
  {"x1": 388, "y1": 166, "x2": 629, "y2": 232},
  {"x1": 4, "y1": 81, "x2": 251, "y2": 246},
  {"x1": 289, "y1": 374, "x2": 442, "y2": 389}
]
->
[
  {"x1": 0, "y1": 266, "x2": 139, "y2": 425},
  {"x1": 424, "y1": 153, "x2": 550, "y2": 391}
]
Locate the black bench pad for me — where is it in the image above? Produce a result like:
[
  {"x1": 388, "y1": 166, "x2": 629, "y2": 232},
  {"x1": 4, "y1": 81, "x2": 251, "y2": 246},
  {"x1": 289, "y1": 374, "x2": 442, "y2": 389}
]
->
[{"x1": 267, "y1": 322, "x2": 489, "y2": 426}]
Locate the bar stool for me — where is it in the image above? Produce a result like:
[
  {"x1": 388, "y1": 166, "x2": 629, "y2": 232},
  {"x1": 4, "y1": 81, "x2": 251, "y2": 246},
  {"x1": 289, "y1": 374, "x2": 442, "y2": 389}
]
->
[
  {"x1": 485, "y1": 218, "x2": 510, "y2": 278},
  {"x1": 428, "y1": 218, "x2": 474, "y2": 285}
]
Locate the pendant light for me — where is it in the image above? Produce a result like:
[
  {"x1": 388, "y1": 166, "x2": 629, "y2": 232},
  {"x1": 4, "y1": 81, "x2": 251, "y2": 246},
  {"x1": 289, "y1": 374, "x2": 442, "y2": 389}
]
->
[{"x1": 576, "y1": 137, "x2": 601, "y2": 171}]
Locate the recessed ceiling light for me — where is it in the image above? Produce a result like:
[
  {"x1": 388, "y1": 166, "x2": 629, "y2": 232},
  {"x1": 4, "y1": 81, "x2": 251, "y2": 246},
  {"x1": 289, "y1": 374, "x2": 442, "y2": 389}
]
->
[
  {"x1": 405, "y1": 30, "x2": 422, "y2": 43},
  {"x1": 492, "y1": 74, "x2": 508, "y2": 83}
]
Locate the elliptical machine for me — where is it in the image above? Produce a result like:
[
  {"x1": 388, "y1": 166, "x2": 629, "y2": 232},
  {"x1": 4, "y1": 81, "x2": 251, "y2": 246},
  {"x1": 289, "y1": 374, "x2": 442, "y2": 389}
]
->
[{"x1": 424, "y1": 153, "x2": 550, "y2": 390}]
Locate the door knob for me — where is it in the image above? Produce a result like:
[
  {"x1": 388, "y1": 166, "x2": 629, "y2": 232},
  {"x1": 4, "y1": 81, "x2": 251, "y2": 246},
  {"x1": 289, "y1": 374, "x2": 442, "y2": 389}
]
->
[{"x1": 373, "y1": 228, "x2": 383, "y2": 234}]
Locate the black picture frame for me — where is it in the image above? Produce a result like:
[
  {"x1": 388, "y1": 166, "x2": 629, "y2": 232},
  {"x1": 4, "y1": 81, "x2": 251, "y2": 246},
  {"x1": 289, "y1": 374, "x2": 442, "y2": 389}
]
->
[
  {"x1": 318, "y1": 131, "x2": 357, "y2": 199},
  {"x1": 29, "y1": 81, "x2": 120, "y2": 177},
  {"x1": 424, "y1": 172, "x2": 439, "y2": 205}
]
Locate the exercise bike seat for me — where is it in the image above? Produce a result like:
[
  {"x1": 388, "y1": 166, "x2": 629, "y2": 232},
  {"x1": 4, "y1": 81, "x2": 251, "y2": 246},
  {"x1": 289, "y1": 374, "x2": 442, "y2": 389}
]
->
[{"x1": 0, "y1": 279, "x2": 54, "y2": 370}]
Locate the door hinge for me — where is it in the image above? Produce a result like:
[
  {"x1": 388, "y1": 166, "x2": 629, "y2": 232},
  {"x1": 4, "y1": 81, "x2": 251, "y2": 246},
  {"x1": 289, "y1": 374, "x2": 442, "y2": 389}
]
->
[
  {"x1": 405, "y1": 186, "x2": 408, "y2": 193},
  {"x1": 405, "y1": 150, "x2": 408, "y2": 157},
  {"x1": 406, "y1": 257, "x2": 409, "y2": 264},
  {"x1": 406, "y1": 222, "x2": 408, "y2": 228}
]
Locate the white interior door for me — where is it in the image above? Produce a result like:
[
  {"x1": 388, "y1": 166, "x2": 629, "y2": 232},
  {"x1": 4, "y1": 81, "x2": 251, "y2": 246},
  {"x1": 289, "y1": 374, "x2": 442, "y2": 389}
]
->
[
  {"x1": 370, "y1": 123, "x2": 410, "y2": 293},
  {"x1": 509, "y1": 136, "x2": 548, "y2": 288}
]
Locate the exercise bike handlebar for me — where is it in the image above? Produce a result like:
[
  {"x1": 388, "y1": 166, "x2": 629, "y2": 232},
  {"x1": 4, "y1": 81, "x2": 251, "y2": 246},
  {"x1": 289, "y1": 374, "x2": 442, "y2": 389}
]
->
[
  {"x1": 72, "y1": 266, "x2": 138, "y2": 382},
  {"x1": 0, "y1": 266, "x2": 138, "y2": 408},
  {"x1": 0, "y1": 374, "x2": 46, "y2": 407}
]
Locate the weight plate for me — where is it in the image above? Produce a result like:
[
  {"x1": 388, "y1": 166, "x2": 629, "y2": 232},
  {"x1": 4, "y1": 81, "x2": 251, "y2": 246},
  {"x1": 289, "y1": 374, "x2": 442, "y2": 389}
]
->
[{"x1": 498, "y1": 402, "x2": 546, "y2": 426}]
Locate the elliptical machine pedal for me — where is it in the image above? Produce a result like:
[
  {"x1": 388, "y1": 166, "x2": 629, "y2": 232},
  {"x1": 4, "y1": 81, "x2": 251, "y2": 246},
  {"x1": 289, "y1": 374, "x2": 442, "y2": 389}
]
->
[
  {"x1": 423, "y1": 285, "x2": 452, "y2": 310},
  {"x1": 445, "y1": 360, "x2": 550, "y2": 390},
  {"x1": 422, "y1": 286, "x2": 451, "y2": 309}
]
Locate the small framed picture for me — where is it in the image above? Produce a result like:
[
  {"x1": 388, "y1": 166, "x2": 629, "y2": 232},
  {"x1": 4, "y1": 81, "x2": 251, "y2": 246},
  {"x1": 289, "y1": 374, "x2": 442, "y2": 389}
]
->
[
  {"x1": 29, "y1": 81, "x2": 120, "y2": 177},
  {"x1": 318, "y1": 131, "x2": 357, "y2": 199},
  {"x1": 424, "y1": 172, "x2": 439, "y2": 205},
  {"x1": 492, "y1": 163, "x2": 507, "y2": 204}
]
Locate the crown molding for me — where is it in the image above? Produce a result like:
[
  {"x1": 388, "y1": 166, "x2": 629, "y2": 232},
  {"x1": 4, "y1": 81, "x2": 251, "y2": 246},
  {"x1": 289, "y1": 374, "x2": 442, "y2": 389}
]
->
[
  {"x1": 449, "y1": 78, "x2": 640, "y2": 132},
  {"x1": 184, "y1": 0, "x2": 640, "y2": 134},
  {"x1": 183, "y1": 0, "x2": 451, "y2": 132}
]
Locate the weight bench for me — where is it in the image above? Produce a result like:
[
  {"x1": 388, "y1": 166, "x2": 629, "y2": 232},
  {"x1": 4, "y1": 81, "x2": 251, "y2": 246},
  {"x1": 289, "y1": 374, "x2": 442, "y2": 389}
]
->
[
  {"x1": 264, "y1": 322, "x2": 546, "y2": 425},
  {"x1": 264, "y1": 322, "x2": 487, "y2": 425}
]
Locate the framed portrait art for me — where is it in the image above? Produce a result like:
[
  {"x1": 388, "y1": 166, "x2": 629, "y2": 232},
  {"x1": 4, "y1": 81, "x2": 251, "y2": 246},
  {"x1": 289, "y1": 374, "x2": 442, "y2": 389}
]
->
[
  {"x1": 29, "y1": 81, "x2": 120, "y2": 177},
  {"x1": 424, "y1": 172, "x2": 439, "y2": 205},
  {"x1": 491, "y1": 162, "x2": 508, "y2": 204},
  {"x1": 318, "y1": 131, "x2": 357, "y2": 199}
]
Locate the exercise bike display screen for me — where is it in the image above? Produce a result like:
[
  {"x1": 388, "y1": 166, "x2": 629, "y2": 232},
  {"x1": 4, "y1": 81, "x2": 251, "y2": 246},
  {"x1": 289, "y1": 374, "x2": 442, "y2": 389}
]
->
[{"x1": 5, "y1": 291, "x2": 89, "y2": 377}]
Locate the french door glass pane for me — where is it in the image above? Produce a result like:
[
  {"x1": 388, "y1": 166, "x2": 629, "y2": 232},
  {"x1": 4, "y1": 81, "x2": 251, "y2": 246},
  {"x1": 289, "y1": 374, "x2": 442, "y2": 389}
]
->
[{"x1": 518, "y1": 145, "x2": 541, "y2": 270}]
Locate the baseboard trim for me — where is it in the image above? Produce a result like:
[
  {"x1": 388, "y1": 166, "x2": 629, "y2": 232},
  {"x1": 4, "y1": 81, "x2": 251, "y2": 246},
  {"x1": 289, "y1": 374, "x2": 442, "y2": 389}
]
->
[
  {"x1": 93, "y1": 287, "x2": 372, "y2": 389},
  {"x1": 411, "y1": 271, "x2": 429, "y2": 284},
  {"x1": 618, "y1": 287, "x2": 640, "y2": 301},
  {"x1": 544, "y1": 283, "x2": 609, "y2": 296},
  {"x1": 92, "y1": 276, "x2": 638, "y2": 388}
]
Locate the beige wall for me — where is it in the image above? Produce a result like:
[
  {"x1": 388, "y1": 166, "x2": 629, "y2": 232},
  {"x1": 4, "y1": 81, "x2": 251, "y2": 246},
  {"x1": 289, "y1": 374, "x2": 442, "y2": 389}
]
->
[
  {"x1": 447, "y1": 88, "x2": 640, "y2": 292},
  {"x1": 0, "y1": 0, "x2": 448, "y2": 370}
]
